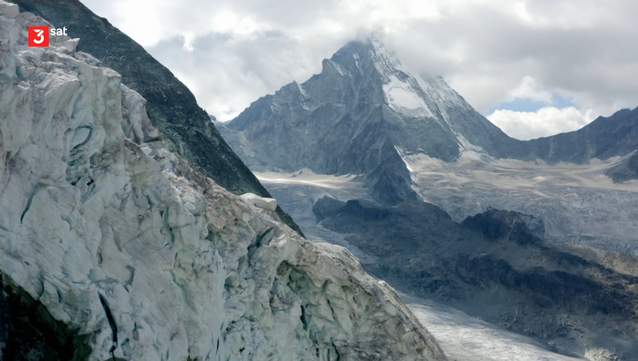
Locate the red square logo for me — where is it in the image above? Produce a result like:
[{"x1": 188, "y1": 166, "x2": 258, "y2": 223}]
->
[{"x1": 28, "y1": 27, "x2": 49, "y2": 47}]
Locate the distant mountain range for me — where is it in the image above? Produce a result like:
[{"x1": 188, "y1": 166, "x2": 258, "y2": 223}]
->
[{"x1": 218, "y1": 38, "x2": 638, "y2": 204}]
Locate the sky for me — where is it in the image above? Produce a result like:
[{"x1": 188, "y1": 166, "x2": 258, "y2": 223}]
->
[{"x1": 82, "y1": 0, "x2": 638, "y2": 140}]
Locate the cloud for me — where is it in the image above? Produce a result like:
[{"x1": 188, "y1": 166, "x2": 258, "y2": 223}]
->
[
  {"x1": 507, "y1": 76, "x2": 553, "y2": 104},
  {"x1": 81, "y1": 0, "x2": 638, "y2": 128},
  {"x1": 487, "y1": 107, "x2": 595, "y2": 140}
]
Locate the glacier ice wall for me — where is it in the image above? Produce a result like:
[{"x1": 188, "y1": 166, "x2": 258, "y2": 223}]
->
[{"x1": 0, "y1": 3, "x2": 447, "y2": 360}]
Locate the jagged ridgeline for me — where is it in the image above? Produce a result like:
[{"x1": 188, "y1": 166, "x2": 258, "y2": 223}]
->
[
  {"x1": 217, "y1": 38, "x2": 521, "y2": 205},
  {"x1": 0, "y1": 2, "x2": 448, "y2": 360},
  {"x1": 7, "y1": 0, "x2": 304, "y2": 236},
  {"x1": 218, "y1": 38, "x2": 638, "y2": 203}
]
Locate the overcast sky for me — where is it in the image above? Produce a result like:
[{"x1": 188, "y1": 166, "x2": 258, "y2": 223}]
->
[{"x1": 82, "y1": 0, "x2": 638, "y2": 140}]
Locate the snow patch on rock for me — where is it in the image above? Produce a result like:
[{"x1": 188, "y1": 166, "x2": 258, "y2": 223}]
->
[{"x1": 384, "y1": 75, "x2": 434, "y2": 118}]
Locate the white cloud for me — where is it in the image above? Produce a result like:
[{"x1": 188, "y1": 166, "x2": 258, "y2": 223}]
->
[
  {"x1": 80, "y1": 0, "x2": 638, "y2": 134},
  {"x1": 181, "y1": 32, "x2": 195, "y2": 52},
  {"x1": 507, "y1": 76, "x2": 553, "y2": 104},
  {"x1": 487, "y1": 107, "x2": 595, "y2": 140}
]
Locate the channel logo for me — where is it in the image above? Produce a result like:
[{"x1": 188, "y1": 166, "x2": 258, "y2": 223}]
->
[
  {"x1": 28, "y1": 26, "x2": 69, "y2": 47},
  {"x1": 28, "y1": 27, "x2": 49, "y2": 47}
]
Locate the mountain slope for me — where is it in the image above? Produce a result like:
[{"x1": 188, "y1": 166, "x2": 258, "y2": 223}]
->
[
  {"x1": 7, "y1": 0, "x2": 303, "y2": 236},
  {"x1": 220, "y1": 39, "x2": 638, "y2": 186},
  {"x1": 0, "y1": 4, "x2": 447, "y2": 359},
  {"x1": 220, "y1": 39, "x2": 492, "y2": 203},
  {"x1": 225, "y1": 39, "x2": 523, "y2": 168},
  {"x1": 523, "y1": 107, "x2": 638, "y2": 163},
  {"x1": 313, "y1": 198, "x2": 638, "y2": 359},
  {"x1": 222, "y1": 39, "x2": 521, "y2": 186},
  {"x1": 606, "y1": 150, "x2": 638, "y2": 182}
]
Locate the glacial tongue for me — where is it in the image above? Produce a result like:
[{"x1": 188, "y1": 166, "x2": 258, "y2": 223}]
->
[{"x1": 0, "y1": 3, "x2": 447, "y2": 361}]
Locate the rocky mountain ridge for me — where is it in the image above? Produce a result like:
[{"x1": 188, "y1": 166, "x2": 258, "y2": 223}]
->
[
  {"x1": 0, "y1": 3, "x2": 447, "y2": 360},
  {"x1": 524, "y1": 107, "x2": 638, "y2": 165},
  {"x1": 218, "y1": 38, "x2": 638, "y2": 205},
  {"x1": 218, "y1": 38, "x2": 517, "y2": 204}
]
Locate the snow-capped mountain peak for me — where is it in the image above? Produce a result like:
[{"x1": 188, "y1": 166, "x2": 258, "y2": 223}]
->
[{"x1": 220, "y1": 38, "x2": 519, "y2": 203}]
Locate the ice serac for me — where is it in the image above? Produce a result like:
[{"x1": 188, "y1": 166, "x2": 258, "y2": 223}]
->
[
  {"x1": 7, "y1": 0, "x2": 304, "y2": 237},
  {"x1": 0, "y1": 3, "x2": 447, "y2": 360}
]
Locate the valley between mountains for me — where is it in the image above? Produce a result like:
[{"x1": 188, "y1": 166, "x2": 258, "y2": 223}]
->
[
  {"x1": 2, "y1": 0, "x2": 638, "y2": 360},
  {"x1": 218, "y1": 38, "x2": 638, "y2": 360}
]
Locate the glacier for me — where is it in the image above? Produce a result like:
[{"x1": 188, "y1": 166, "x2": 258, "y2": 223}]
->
[
  {"x1": 404, "y1": 151, "x2": 638, "y2": 256},
  {"x1": 0, "y1": 3, "x2": 448, "y2": 360}
]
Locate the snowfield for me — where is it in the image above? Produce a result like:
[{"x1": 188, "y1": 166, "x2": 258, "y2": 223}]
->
[{"x1": 384, "y1": 75, "x2": 435, "y2": 118}]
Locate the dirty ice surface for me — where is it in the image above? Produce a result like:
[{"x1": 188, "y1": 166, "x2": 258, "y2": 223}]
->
[
  {"x1": 401, "y1": 293, "x2": 585, "y2": 361},
  {"x1": 404, "y1": 151, "x2": 638, "y2": 255}
]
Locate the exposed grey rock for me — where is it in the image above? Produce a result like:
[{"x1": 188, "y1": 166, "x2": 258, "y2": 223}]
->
[
  {"x1": 220, "y1": 41, "x2": 488, "y2": 204},
  {"x1": 219, "y1": 39, "x2": 523, "y2": 204},
  {"x1": 6, "y1": 0, "x2": 304, "y2": 237},
  {"x1": 605, "y1": 150, "x2": 638, "y2": 183},
  {"x1": 224, "y1": 39, "x2": 518, "y2": 168}
]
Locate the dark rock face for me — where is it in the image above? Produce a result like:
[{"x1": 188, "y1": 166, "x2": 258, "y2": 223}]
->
[
  {"x1": 605, "y1": 150, "x2": 638, "y2": 183},
  {"x1": 313, "y1": 197, "x2": 638, "y2": 357},
  {"x1": 462, "y1": 209, "x2": 542, "y2": 245},
  {"x1": 224, "y1": 40, "x2": 518, "y2": 171},
  {"x1": 8, "y1": 0, "x2": 303, "y2": 236},
  {"x1": 523, "y1": 107, "x2": 638, "y2": 163},
  {"x1": 0, "y1": 274, "x2": 91, "y2": 361},
  {"x1": 363, "y1": 140, "x2": 419, "y2": 205}
]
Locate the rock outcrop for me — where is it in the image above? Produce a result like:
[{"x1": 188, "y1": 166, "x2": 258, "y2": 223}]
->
[
  {"x1": 605, "y1": 150, "x2": 638, "y2": 183},
  {"x1": 313, "y1": 197, "x2": 638, "y2": 359},
  {"x1": 0, "y1": 3, "x2": 447, "y2": 360}
]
